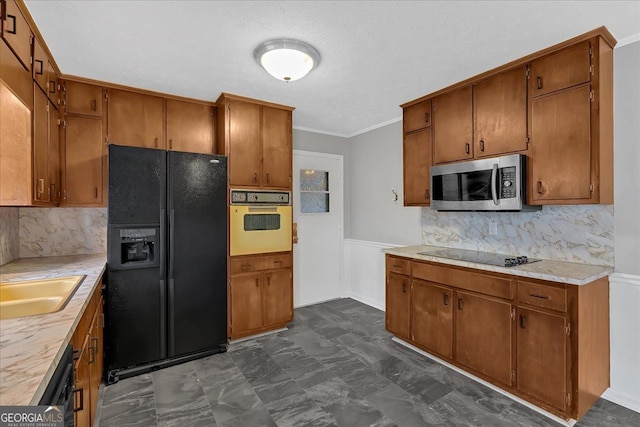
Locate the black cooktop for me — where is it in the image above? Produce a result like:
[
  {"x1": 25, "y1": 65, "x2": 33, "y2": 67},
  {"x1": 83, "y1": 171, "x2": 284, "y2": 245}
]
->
[{"x1": 418, "y1": 248, "x2": 541, "y2": 267}]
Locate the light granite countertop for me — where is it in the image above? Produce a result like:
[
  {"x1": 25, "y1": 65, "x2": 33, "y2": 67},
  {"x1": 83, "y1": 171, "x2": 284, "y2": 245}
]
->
[
  {"x1": 384, "y1": 245, "x2": 612, "y2": 285},
  {"x1": 0, "y1": 254, "x2": 107, "y2": 406}
]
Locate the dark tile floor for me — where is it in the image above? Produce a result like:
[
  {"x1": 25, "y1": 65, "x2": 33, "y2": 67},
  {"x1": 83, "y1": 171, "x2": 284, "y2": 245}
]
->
[{"x1": 97, "y1": 298, "x2": 639, "y2": 427}]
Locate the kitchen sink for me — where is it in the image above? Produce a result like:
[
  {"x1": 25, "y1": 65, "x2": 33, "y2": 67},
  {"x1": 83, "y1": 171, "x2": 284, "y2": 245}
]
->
[{"x1": 0, "y1": 276, "x2": 85, "y2": 320}]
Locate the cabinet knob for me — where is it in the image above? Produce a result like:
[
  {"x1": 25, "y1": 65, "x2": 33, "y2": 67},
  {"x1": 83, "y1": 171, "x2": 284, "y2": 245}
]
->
[
  {"x1": 169, "y1": 139, "x2": 173, "y2": 149},
  {"x1": 73, "y1": 388, "x2": 84, "y2": 412},
  {"x1": 457, "y1": 298, "x2": 463, "y2": 310},
  {"x1": 465, "y1": 143, "x2": 470, "y2": 155},
  {"x1": 5, "y1": 14, "x2": 16, "y2": 34},
  {"x1": 254, "y1": 172, "x2": 258, "y2": 184},
  {"x1": 402, "y1": 282, "x2": 407, "y2": 293},
  {"x1": 536, "y1": 181, "x2": 543, "y2": 194},
  {"x1": 520, "y1": 314, "x2": 527, "y2": 329},
  {"x1": 266, "y1": 172, "x2": 270, "y2": 184},
  {"x1": 91, "y1": 99, "x2": 97, "y2": 111},
  {"x1": 154, "y1": 137, "x2": 158, "y2": 148},
  {"x1": 255, "y1": 278, "x2": 259, "y2": 288},
  {"x1": 424, "y1": 112, "x2": 430, "y2": 123},
  {"x1": 480, "y1": 139, "x2": 485, "y2": 152},
  {"x1": 35, "y1": 59, "x2": 44, "y2": 75},
  {"x1": 425, "y1": 189, "x2": 430, "y2": 200},
  {"x1": 536, "y1": 76, "x2": 543, "y2": 90},
  {"x1": 443, "y1": 293, "x2": 449, "y2": 306}
]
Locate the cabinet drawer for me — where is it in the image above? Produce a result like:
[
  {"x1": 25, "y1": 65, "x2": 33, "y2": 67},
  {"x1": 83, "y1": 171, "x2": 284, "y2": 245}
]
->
[
  {"x1": 403, "y1": 100, "x2": 432, "y2": 133},
  {"x1": 231, "y1": 253, "x2": 293, "y2": 274},
  {"x1": 518, "y1": 280, "x2": 567, "y2": 312},
  {"x1": 412, "y1": 261, "x2": 513, "y2": 300},
  {"x1": 1, "y1": 0, "x2": 31, "y2": 71},
  {"x1": 386, "y1": 256, "x2": 411, "y2": 276},
  {"x1": 529, "y1": 41, "x2": 591, "y2": 97}
]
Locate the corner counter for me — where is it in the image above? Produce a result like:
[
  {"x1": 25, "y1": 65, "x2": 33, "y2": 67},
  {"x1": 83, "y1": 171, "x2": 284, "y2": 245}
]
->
[
  {"x1": 0, "y1": 254, "x2": 107, "y2": 405},
  {"x1": 383, "y1": 245, "x2": 612, "y2": 285}
]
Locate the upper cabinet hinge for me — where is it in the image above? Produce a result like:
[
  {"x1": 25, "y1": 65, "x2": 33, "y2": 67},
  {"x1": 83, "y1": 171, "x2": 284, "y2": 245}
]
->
[
  {"x1": 46, "y1": 104, "x2": 49, "y2": 112},
  {"x1": 566, "y1": 393, "x2": 572, "y2": 407},
  {"x1": 525, "y1": 65, "x2": 531, "y2": 79},
  {"x1": 104, "y1": 92, "x2": 109, "y2": 102},
  {"x1": 589, "y1": 45, "x2": 593, "y2": 57},
  {"x1": 566, "y1": 323, "x2": 571, "y2": 336},
  {"x1": 62, "y1": 119, "x2": 66, "y2": 129},
  {"x1": 589, "y1": 183, "x2": 594, "y2": 193},
  {"x1": 589, "y1": 64, "x2": 595, "y2": 75},
  {"x1": 510, "y1": 309, "x2": 516, "y2": 320},
  {"x1": 589, "y1": 90, "x2": 595, "y2": 102},
  {"x1": 57, "y1": 118, "x2": 61, "y2": 126},
  {"x1": 526, "y1": 135, "x2": 531, "y2": 146},
  {"x1": 511, "y1": 370, "x2": 516, "y2": 383}
]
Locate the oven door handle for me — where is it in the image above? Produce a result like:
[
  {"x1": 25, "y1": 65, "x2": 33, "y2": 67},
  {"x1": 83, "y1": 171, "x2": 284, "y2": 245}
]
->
[
  {"x1": 491, "y1": 163, "x2": 499, "y2": 206},
  {"x1": 247, "y1": 206, "x2": 279, "y2": 213}
]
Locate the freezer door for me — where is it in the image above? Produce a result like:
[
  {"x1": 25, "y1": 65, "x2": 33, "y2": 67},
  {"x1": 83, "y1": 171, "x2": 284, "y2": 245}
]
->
[
  {"x1": 167, "y1": 152, "x2": 228, "y2": 357},
  {"x1": 108, "y1": 145, "x2": 166, "y2": 225}
]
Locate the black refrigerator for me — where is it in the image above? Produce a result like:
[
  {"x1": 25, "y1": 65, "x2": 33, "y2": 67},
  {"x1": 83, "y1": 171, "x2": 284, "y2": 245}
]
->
[{"x1": 106, "y1": 145, "x2": 227, "y2": 383}]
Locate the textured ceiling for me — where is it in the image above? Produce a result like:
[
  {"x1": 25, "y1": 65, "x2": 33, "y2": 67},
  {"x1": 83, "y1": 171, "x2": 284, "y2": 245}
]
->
[{"x1": 24, "y1": 1, "x2": 640, "y2": 137}]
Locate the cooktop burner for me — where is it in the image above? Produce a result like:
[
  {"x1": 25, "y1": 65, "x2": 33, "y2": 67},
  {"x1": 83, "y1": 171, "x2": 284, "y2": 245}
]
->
[{"x1": 418, "y1": 248, "x2": 541, "y2": 268}]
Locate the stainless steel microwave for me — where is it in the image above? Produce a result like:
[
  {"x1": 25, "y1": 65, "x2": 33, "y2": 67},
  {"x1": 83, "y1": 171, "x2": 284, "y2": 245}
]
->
[{"x1": 430, "y1": 154, "x2": 540, "y2": 212}]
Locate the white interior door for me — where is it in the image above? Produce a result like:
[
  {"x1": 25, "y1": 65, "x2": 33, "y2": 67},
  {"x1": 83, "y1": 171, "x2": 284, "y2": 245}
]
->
[{"x1": 293, "y1": 150, "x2": 344, "y2": 307}]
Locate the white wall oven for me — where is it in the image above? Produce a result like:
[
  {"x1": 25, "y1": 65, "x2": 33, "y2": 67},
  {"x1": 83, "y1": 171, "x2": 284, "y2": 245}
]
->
[{"x1": 229, "y1": 190, "x2": 292, "y2": 256}]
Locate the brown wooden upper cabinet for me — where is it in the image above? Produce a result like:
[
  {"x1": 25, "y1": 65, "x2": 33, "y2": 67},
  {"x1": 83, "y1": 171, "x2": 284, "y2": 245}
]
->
[
  {"x1": 474, "y1": 66, "x2": 528, "y2": 158},
  {"x1": 217, "y1": 94, "x2": 293, "y2": 190},
  {"x1": 403, "y1": 100, "x2": 432, "y2": 133},
  {"x1": 403, "y1": 127, "x2": 432, "y2": 206},
  {"x1": 106, "y1": 89, "x2": 165, "y2": 149},
  {"x1": 529, "y1": 41, "x2": 592, "y2": 98},
  {"x1": 166, "y1": 99, "x2": 215, "y2": 154},
  {"x1": 32, "y1": 85, "x2": 60, "y2": 205},
  {"x1": 32, "y1": 37, "x2": 60, "y2": 104},
  {"x1": 1, "y1": 0, "x2": 31, "y2": 72},
  {"x1": 64, "y1": 81, "x2": 103, "y2": 117},
  {"x1": 433, "y1": 86, "x2": 473, "y2": 164},
  {"x1": 528, "y1": 36, "x2": 612, "y2": 205}
]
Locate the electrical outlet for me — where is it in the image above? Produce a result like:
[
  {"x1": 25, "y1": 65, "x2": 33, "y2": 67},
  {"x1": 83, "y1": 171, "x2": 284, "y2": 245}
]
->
[{"x1": 489, "y1": 220, "x2": 498, "y2": 236}]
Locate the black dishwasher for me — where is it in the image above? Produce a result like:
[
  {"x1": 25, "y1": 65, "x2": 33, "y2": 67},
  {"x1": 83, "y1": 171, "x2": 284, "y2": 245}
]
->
[{"x1": 39, "y1": 344, "x2": 74, "y2": 427}]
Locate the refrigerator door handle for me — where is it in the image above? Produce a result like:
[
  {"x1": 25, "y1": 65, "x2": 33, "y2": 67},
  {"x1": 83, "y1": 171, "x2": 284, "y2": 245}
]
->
[
  {"x1": 159, "y1": 208, "x2": 167, "y2": 359},
  {"x1": 168, "y1": 209, "x2": 176, "y2": 357}
]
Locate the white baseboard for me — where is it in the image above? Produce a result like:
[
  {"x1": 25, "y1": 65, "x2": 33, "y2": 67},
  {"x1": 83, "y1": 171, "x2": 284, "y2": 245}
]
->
[
  {"x1": 349, "y1": 292, "x2": 385, "y2": 311},
  {"x1": 602, "y1": 388, "x2": 640, "y2": 414},
  {"x1": 392, "y1": 337, "x2": 576, "y2": 427}
]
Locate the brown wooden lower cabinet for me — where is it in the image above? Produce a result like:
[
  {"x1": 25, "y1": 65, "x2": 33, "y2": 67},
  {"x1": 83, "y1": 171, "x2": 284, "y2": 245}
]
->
[
  {"x1": 385, "y1": 254, "x2": 609, "y2": 421},
  {"x1": 229, "y1": 252, "x2": 293, "y2": 339},
  {"x1": 72, "y1": 278, "x2": 104, "y2": 427},
  {"x1": 385, "y1": 272, "x2": 410, "y2": 340},
  {"x1": 410, "y1": 279, "x2": 452, "y2": 358},
  {"x1": 455, "y1": 290, "x2": 513, "y2": 387}
]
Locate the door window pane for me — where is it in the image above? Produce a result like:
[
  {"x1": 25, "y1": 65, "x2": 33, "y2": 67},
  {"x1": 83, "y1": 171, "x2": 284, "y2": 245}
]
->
[{"x1": 300, "y1": 169, "x2": 329, "y2": 213}]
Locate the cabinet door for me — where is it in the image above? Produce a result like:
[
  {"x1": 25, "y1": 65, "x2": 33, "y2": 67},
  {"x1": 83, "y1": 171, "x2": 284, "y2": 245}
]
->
[
  {"x1": 530, "y1": 85, "x2": 591, "y2": 202},
  {"x1": 455, "y1": 291, "x2": 513, "y2": 386},
  {"x1": 228, "y1": 100, "x2": 261, "y2": 187},
  {"x1": 403, "y1": 128, "x2": 432, "y2": 206},
  {"x1": 89, "y1": 302, "x2": 104, "y2": 422},
  {"x1": 74, "y1": 340, "x2": 92, "y2": 427},
  {"x1": 386, "y1": 273, "x2": 410, "y2": 339},
  {"x1": 107, "y1": 89, "x2": 164, "y2": 149},
  {"x1": 49, "y1": 103, "x2": 61, "y2": 203},
  {"x1": 475, "y1": 66, "x2": 527, "y2": 157},
  {"x1": 517, "y1": 307, "x2": 567, "y2": 412},
  {"x1": 33, "y1": 86, "x2": 50, "y2": 203},
  {"x1": 0, "y1": 37, "x2": 32, "y2": 108},
  {"x1": 1, "y1": 0, "x2": 31, "y2": 70},
  {"x1": 263, "y1": 268, "x2": 293, "y2": 326},
  {"x1": 262, "y1": 106, "x2": 292, "y2": 189},
  {"x1": 63, "y1": 116, "x2": 104, "y2": 205},
  {"x1": 433, "y1": 86, "x2": 473, "y2": 163},
  {"x1": 411, "y1": 280, "x2": 452, "y2": 358},
  {"x1": 46, "y1": 60, "x2": 59, "y2": 105},
  {"x1": 166, "y1": 99, "x2": 214, "y2": 154},
  {"x1": 403, "y1": 100, "x2": 432, "y2": 133},
  {"x1": 530, "y1": 41, "x2": 591, "y2": 97},
  {"x1": 230, "y1": 274, "x2": 263, "y2": 335},
  {"x1": 64, "y1": 81, "x2": 103, "y2": 117}
]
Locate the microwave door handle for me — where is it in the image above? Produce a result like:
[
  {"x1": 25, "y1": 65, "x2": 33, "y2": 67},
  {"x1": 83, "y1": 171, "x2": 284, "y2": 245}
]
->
[{"x1": 491, "y1": 163, "x2": 499, "y2": 206}]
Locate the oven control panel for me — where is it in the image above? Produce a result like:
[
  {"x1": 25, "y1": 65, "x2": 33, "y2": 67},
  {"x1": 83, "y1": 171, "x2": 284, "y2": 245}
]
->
[{"x1": 231, "y1": 190, "x2": 290, "y2": 205}]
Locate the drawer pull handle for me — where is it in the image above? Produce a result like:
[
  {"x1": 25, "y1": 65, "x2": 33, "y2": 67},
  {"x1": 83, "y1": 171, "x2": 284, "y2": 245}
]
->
[
  {"x1": 424, "y1": 112, "x2": 430, "y2": 123},
  {"x1": 457, "y1": 298, "x2": 463, "y2": 310},
  {"x1": 91, "y1": 99, "x2": 97, "y2": 111},
  {"x1": 537, "y1": 76, "x2": 543, "y2": 90},
  {"x1": 392, "y1": 264, "x2": 402, "y2": 269},
  {"x1": 465, "y1": 143, "x2": 470, "y2": 154},
  {"x1": 273, "y1": 260, "x2": 283, "y2": 266},
  {"x1": 49, "y1": 81, "x2": 56, "y2": 94},
  {"x1": 529, "y1": 293, "x2": 549, "y2": 300},
  {"x1": 402, "y1": 282, "x2": 407, "y2": 293},
  {"x1": 480, "y1": 139, "x2": 485, "y2": 152},
  {"x1": 35, "y1": 59, "x2": 44, "y2": 75},
  {"x1": 537, "y1": 181, "x2": 543, "y2": 194},
  {"x1": 255, "y1": 278, "x2": 259, "y2": 288},
  {"x1": 443, "y1": 293, "x2": 449, "y2": 306},
  {"x1": 520, "y1": 314, "x2": 527, "y2": 329}
]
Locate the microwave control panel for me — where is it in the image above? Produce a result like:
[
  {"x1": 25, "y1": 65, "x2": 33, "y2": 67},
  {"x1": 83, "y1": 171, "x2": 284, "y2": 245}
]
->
[
  {"x1": 500, "y1": 167, "x2": 517, "y2": 199},
  {"x1": 231, "y1": 190, "x2": 291, "y2": 205}
]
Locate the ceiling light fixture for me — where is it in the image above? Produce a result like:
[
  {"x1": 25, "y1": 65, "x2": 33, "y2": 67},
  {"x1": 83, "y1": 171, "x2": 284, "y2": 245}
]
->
[{"x1": 253, "y1": 39, "x2": 321, "y2": 82}]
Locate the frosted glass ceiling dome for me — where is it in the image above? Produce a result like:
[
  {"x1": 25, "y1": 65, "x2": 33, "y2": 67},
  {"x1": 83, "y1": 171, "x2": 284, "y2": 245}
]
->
[{"x1": 253, "y1": 39, "x2": 321, "y2": 82}]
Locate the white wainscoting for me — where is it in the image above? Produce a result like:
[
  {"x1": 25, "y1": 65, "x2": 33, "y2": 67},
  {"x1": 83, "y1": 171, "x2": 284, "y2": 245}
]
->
[
  {"x1": 344, "y1": 239, "x2": 640, "y2": 413},
  {"x1": 602, "y1": 273, "x2": 640, "y2": 413},
  {"x1": 343, "y1": 239, "x2": 403, "y2": 311}
]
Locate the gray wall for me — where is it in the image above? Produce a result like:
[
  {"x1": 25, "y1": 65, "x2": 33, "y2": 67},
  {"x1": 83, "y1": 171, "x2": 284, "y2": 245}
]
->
[
  {"x1": 613, "y1": 41, "x2": 640, "y2": 276},
  {"x1": 347, "y1": 121, "x2": 422, "y2": 245},
  {"x1": 293, "y1": 128, "x2": 352, "y2": 237}
]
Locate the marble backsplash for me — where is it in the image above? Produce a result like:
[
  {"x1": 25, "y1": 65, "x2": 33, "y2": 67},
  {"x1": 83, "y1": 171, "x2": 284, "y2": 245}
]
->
[
  {"x1": 0, "y1": 207, "x2": 20, "y2": 266},
  {"x1": 19, "y1": 208, "x2": 107, "y2": 258},
  {"x1": 421, "y1": 205, "x2": 614, "y2": 267}
]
